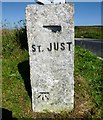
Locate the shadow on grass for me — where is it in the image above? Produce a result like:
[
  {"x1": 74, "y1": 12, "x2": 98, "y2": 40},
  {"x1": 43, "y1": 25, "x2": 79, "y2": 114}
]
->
[
  {"x1": 18, "y1": 60, "x2": 32, "y2": 99},
  {"x1": 1, "y1": 108, "x2": 17, "y2": 120}
]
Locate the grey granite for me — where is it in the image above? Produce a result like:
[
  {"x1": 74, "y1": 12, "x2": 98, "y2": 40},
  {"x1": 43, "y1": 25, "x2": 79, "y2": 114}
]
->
[{"x1": 26, "y1": 3, "x2": 74, "y2": 113}]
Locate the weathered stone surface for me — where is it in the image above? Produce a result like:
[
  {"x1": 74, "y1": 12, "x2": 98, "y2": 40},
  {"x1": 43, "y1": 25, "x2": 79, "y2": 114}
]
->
[{"x1": 26, "y1": 4, "x2": 74, "y2": 112}]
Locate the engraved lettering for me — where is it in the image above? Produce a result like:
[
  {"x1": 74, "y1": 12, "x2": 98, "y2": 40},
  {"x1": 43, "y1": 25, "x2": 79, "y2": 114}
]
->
[
  {"x1": 32, "y1": 42, "x2": 72, "y2": 53},
  {"x1": 37, "y1": 45, "x2": 42, "y2": 52},
  {"x1": 47, "y1": 43, "x2": 52, "y2": 51},
  {"x1": 32, "y1": 44, "x2": 36, "y2": 52},
  {"x1": 60, "y1": 42, "x2": 65, "y2": 50},
  {"x1": 66, "y1": 42, "x2": 72, "y2": 51},
  {"x1": 54, "y1": 42, "x2": 59, "y2": 51}
]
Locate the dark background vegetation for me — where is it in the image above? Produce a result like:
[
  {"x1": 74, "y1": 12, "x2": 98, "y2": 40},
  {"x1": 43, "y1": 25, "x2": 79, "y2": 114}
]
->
[{"x1": 75, "y1": 26, "x2": 102, "y2": 39}]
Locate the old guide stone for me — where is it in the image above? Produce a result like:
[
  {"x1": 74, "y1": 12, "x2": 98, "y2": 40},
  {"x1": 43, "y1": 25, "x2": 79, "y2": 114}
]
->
[{"x1": 26, "y1": 4, "x2": 74, "y2": 112}]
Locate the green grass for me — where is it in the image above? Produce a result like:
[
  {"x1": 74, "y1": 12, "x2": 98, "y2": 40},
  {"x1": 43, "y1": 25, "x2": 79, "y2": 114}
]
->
[
  {"x1": 75, "y1": 26, "x2": 102, "y2": 39},
  {"x1": 2, "y1": 25, "x2": 103, "y2": 119},
  {"x1": 75, "y1": 46, "x2": 103, "y2": 118}
]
